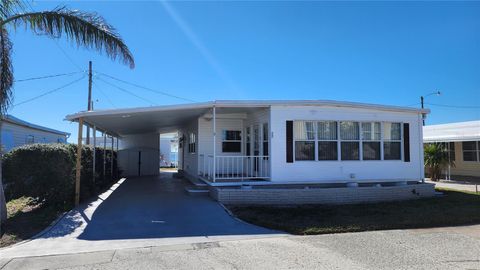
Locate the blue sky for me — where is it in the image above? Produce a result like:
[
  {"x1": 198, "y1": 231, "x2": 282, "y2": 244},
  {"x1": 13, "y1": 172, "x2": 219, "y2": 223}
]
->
[{"x1": 8, "y1": 1, "x2": 480, "y2": 142}]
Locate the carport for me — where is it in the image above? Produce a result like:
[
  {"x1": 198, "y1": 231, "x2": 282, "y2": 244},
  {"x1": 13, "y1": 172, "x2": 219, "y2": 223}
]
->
[{"x1": 66, "y1": 102, "x2": 215, "y2": 205}]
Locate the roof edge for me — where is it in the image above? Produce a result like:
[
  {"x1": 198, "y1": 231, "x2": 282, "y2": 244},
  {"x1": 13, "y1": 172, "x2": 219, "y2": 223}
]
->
[{"x1": 65, "y1": 99, "x2": 429, "y2": 121}]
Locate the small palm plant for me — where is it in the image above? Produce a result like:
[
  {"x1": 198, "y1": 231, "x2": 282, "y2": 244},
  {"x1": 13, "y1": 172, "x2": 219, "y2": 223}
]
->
[
  {"x1": 0, "y1": 0, "x2": 134, "y2": 227},
  {"x1": 424, "y1": 143, "x2": 454, "y2": 182}
]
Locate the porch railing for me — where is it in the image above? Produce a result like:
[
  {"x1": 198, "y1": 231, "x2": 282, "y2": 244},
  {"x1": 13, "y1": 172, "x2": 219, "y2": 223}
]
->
[{"x1": 199, "y1": 154, "x2": 270, "y2": 182}]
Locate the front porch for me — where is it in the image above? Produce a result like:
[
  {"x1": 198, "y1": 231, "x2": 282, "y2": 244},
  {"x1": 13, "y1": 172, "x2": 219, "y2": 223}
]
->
[{"x1": 198, "y1": 154, "x2": 270, "y2": 184}]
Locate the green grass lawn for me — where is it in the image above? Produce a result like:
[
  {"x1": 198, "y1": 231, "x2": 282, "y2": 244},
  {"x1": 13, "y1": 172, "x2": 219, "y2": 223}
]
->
[
  {"x1": 228, "y1": 188, "x2": 480, "y2": 235},
  {"x1": 0, "y1": 197, "x2": 62, "y2": 247}
]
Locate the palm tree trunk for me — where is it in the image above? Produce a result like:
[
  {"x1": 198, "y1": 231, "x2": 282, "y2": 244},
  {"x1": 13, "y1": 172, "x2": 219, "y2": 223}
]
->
[{"x1": 0, "y1": 121, "x2": 7, "y2": 234}]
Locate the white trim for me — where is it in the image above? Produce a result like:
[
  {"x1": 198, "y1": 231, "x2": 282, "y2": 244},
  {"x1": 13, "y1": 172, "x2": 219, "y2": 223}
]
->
[{"x1": 65, "y1": 100, "x2": 429, "y2": 121}]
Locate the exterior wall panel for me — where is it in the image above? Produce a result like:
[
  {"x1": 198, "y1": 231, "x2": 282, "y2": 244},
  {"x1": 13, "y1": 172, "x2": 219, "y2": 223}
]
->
[{"x1": 270, "y1": 105, "x2": 424, "y2": 183}]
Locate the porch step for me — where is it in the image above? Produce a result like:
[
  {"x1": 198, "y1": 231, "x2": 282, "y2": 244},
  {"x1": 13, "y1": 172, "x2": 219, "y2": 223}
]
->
[{"x1": 185, "y1": 186, "x2": 210, "y2": 196}]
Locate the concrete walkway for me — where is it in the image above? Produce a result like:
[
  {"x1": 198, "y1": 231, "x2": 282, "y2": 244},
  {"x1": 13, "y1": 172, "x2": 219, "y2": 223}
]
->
[
  {"x1": 0, "y1": 173, "x2": 284, "y2": 259},
  {"x1": 426, "y1": 179, "x2": 480, "y2": 193}
]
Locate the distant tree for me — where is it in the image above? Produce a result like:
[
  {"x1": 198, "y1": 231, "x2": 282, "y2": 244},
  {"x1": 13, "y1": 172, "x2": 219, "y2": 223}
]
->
[
  {"x1": 0, "y1": 0, "x2": 134, "y2": 228},
  {"x1": 424, "y1": 143, "x2": 454, "y2": 182}
]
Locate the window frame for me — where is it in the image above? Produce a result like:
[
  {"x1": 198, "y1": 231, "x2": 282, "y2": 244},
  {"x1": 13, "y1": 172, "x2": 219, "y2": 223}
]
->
[
  {"x1": 293, "y1": 121, "x2": 316, "y2": 161},
  {"x1": 292, "y1": 120, "x2": 404, "y2": 162},
  {"x1": 340, "y1": 121, "x2": 360, "y2": 161},
  {"x1": 317, "y1": 121, "x2": 338, "y2": 161},
  {"x1": 382, "y1": 122, "x2": 403, "y2": 161},
  {"x1": 188, "y1": 133, "x2": 196, "y2": 154},
  {"x1": 221, "y1": 130, "x2": 242, "y2": 153},
  {"x1": 361, "y1": 122, "x2": 382, "y2": 161},
  {"x1": 462, "y1": 141, "x2": 480, "y2": 162},
  {"x1": 25, "y1": 135, "x2": 34, "y2": 144},
  {"x1": 262, "y1": 123, "x2": 269, "y2": 158}
]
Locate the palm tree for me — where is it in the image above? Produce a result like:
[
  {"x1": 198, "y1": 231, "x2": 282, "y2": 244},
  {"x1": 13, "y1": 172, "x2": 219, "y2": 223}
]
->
[
  {"x1": 424, "y1": 143, "x2": 454, "y2": 182},
  {"x1": 0, "y1": 0, "x2": 134, "y2": 227}
]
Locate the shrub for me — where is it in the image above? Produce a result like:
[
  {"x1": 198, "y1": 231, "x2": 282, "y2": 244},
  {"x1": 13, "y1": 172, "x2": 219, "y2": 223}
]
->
[
  {"x1": 424, "y1": 143, "x2": 454, "y2": 182},
  {"x1": 3, "y1": 143, "x2": 119, "y2": 207}
]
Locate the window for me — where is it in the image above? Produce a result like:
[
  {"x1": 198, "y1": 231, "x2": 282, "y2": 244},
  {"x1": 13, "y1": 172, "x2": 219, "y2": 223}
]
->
[
  {"x1": 25, "y1": 135, "x2": 34, "y2": 144},
  {"x1": 188, "y1": 133, "x2": 196, "y2": 153},
  {"x1": 463, "y1": 141, "x2": 479, "y2": 162},
  {"x1": 245, "y1": 127, "x2": 251, "y2": 156},
  {"x1": 439, "y1": 142, "x2": 455, "y2": 161},
  {"x1": 294, "y1": 121, "x2": 315, "y2": 160},
  {"x1": 317, "y1": 121, "x2": 337, "y2": 160},
  {"x1": 448, "y1": 142, "x2": 455, "y2": 161},
  {"x1": 340, "y1": 121, "x2": 360, "y2": 160},
  {"x1": 222, "y1": 130, "x2": 241, "y2": 153},
  {"x1": 383, "y1": 122, "x2": 402, "y2": 160},
  {"x1": 362, "y1": 122, "x2": 381, "y2": 160},
  {"x1": 262, "y1": 123, "x2": 269, "y2": 157},
  {"x1": 292, "y1": 120, "x2": 405, "y2": 162}
]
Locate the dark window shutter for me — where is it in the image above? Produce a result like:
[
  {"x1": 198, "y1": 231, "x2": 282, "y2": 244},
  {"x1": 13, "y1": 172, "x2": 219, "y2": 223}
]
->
[
  {"x1": 286, "y1": 121, "x2": 293, "y2": 163},
  {"x1": 403, "y1": 123, "x2": 410, "y2": 162}
]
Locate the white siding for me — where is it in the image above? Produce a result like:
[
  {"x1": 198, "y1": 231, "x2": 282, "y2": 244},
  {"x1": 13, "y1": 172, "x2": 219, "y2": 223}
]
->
[
  {"x1": 1, "y1": 122, "x2": 68, "y2": 152},
  {"x1": 178, "y1": 119, "x2": 199, "y2": 177},
  {"x1": 270, "y1": 105, "x2": 424, "y2": 183}
]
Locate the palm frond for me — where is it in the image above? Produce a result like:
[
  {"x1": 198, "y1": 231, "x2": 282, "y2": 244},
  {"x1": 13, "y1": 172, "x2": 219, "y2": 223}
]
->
[
  {"x1": 0, "y1": 0, "x2": 25, "y2": 19},
  {"x1": 2, "y1": 7, "x2": 135, "y2": 68},
  {"x1": 0, "y1": 27, "x2": 13, "y2": 115}
]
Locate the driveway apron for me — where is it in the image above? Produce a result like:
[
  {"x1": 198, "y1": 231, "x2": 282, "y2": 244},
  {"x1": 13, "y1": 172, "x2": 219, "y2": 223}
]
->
[{"x1": 0, "y1": 173, "x2": 284, "y2": 259}]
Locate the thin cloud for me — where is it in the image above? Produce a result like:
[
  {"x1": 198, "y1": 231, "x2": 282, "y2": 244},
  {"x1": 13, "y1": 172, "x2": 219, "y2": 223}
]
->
[{"x1": 159, "y1": 1, "x2": 240, "y2": 94}]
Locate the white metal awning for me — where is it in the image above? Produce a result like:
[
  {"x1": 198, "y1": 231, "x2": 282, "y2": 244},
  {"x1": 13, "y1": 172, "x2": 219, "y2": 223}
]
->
[{"x1": 423, "y1": 120, "x2": 480, "y2": 142}]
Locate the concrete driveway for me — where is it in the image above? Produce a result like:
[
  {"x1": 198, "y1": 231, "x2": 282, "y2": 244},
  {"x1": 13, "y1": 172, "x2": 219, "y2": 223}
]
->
[{"x1": 0, "y1": 173, "x2": 284, "y2": 259}]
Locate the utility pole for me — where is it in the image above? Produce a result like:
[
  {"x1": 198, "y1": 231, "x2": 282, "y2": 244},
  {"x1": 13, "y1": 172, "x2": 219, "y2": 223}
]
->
[
  {"x1": 420, "y1": 91, "x2": 440, "y2": 126},
  {"x1": 420, "y1": 96, "x2": 425, "y2": 126},
  {"x1": 86, "y1": 61, "x2": 93, "y2": 145}
]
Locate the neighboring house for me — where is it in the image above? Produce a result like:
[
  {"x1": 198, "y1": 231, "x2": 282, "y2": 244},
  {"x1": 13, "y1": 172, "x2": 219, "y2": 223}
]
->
[
  {"x1": 1, "y1": 115, "x2": 69, "y2": 152},
  {"x1": 66, "y1": 100, "x2": 435, "y2": 204},
  {"x1": 424, "y1": 120, "x2": 480, "y2": 178}
]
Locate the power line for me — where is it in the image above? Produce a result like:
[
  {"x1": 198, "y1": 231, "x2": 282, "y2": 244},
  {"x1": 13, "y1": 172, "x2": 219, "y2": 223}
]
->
[
  {"x1": 92, "y1": 80, "x2": 117, "y2": 108},
  {"x1": 425, "y1": 102, "x2": 480, "y2": 109},
  {"x1": 96, "y1": 72, "x2": 196, "y2": 102},
  {"x1": 14, "y1": 71, "x2": 83, "y2": 82},
  {"x1": 12, "y1": 75, "x2": 86, "y2": 108},
  {"x1": 96, "y1": 77, "x2": 157, "y2": 106}
]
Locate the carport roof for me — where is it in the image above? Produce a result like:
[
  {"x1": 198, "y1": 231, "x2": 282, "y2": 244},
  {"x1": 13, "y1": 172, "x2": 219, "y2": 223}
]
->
[
  {"x1": 65, "y1": 100, "x2": 429, "y2": 137},
  {"x1": 423, "y1": 120, "x2": 480, "y2": 142}
]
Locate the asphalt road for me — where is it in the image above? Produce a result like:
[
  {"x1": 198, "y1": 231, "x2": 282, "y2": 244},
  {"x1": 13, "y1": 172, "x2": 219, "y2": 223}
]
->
[{"x1": 2, "y1": 224, "x2": 480, "y2": 270}]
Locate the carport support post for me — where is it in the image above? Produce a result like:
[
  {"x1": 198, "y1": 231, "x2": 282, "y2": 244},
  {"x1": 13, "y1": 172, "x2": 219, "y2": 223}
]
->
[
  {"x1": 93, "y1": 126, "x2": 96, "y2": 185},
  {"x1": 75, "y1": 118, "x2": 84, "y2": 206},
  {"x1": 111, "y1": 136, "x2": 114, "y2": 179},
  {"x1": 213, "y1": 105, "x2": 216, "y2": 183},
  {"x1": 103, "y1": 132, "x2": 107, "y2": 181}
]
